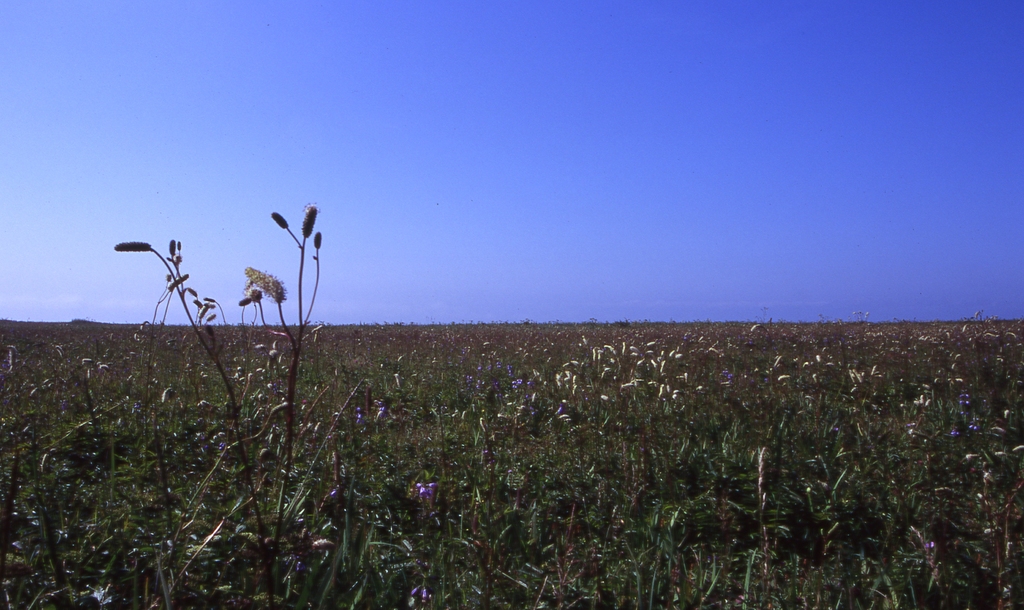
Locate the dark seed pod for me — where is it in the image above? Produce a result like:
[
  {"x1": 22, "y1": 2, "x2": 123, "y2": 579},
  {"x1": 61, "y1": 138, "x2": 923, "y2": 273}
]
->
[
  {"x1": 168, "y1": 274, "x2": 189, "y2": 291},
  {"x1": 239, "y1": 297, "x2": 252, "y2": 307},
  {"x1": 314, "y1": 231, "x2": 322, "y2": 250},
  {"x1": 271, "y1": 212, "x2": 289, "y2": 229},
  {"x1": 114, "y1": 242, "x2": 153, "y2": 253},
  {"x1": 169, "y1": 239, "x2": 176, "y2": 256},
  {"x1": 177, "y1": 241, "x2": 182, "y2": 253},
  {"x1": 302, "y1": 205, "x2": 318, "y2": 238}
]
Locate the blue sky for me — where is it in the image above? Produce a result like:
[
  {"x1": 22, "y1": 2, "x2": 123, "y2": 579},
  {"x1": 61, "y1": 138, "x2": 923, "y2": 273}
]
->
[{"x1": 1, "y1": 2, "x2": 1022, "y2": 324}]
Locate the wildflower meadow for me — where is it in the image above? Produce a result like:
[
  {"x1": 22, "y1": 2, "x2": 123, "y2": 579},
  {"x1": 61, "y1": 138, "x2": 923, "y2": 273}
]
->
[
  {"x1": 2, "y1": 318, "x2": 1023, "y2": 608},
  {"x1": 0, "y1": 208, "x2": 1021, "y2": 608}
]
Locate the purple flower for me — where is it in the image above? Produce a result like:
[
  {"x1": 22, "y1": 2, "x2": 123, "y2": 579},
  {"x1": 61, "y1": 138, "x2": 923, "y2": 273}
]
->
[
  {"x1": 415, "y1": 482, "x2": 437, "y2": 504},
  {"x1": 411, "y1": 586, "x2": 433, "y2": 603}
]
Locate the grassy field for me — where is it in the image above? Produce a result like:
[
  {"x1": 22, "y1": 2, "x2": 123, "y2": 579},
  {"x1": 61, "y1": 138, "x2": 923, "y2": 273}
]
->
[{"x1": 0, "y1": 318, "x2": 1022, "y2": 608}]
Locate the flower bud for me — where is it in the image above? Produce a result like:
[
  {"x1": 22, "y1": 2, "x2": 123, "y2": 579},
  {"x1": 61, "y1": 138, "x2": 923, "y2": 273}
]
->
[
  {"x1": 302, "y1": 204, "x2": 318, "y2": 238},
  {"x1": 114, "y1": 242, "x2": 153, "y2": 252}
]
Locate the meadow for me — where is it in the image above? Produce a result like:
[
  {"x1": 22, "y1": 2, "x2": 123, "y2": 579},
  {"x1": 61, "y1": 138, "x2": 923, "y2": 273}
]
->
[{"x1": 0, "y1": 317, "x2": 1022, "y2": 609}]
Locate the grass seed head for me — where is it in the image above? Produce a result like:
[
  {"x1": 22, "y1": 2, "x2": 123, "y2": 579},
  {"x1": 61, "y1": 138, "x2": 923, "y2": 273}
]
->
[
  {"x1": 314, "y1": 231, "x2": 322, "y2": 250},
  {"x1": 271, "y1": 212, "x2": 289, "y2": 230}
]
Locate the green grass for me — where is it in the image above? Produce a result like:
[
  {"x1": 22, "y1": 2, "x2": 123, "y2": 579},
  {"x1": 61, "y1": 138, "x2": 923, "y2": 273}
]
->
[{"x1": 1, "y1": 319, "x2": 1022, "y2": 608}]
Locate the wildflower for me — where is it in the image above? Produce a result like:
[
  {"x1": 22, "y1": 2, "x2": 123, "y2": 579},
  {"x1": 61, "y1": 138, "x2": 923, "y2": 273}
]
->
[
  {"x1": 271, "y1": 212, "x2": 289, "y2": 229},
  {"x1": 411, "y1": 586, "x2": 433, "y2": 604},
  {"x1": 415, "y1": 482, "x2": 437, "y2": 503},
  {"x1": 244, "y1": 268, "x2": 286, "y2": 304},
  {"x1": 114, "y1": 241, "x2": 153, "y2": 253},
  {"x1": 302, "y1": 204, "x2": 318, "y2": 239}
]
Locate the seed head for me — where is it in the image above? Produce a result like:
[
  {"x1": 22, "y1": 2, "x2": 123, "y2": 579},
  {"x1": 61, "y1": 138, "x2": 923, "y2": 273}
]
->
[
  {"x1": 302, "y1": 204, "x2": 318, "y2": 239},
  {"x1": 314, "y1": 231, "x2": 322, "y2": 250},
  {"x1": 271, "y1": 212, "x2": 289, "y2": 230},
  {"x1": 114, "y1": 242, "x2": 153, "y2": 253},
  {"x1": 169, "y1": 239, "x2": 176, "y2": 256},
  {"x1": 245, "y1": 268, "x2": 286, "y2": 304}
]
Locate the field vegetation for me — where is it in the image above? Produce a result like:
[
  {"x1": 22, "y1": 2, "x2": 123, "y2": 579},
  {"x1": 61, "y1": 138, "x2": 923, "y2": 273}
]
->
[{"x1": 1, "y1": 316, "x2": 1023, "y2": 608}]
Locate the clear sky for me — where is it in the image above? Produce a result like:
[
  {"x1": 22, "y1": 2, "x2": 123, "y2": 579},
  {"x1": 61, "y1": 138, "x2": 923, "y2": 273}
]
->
[{"x1": 1, "y1": 2, "x2": 1022, "y2": 324}]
